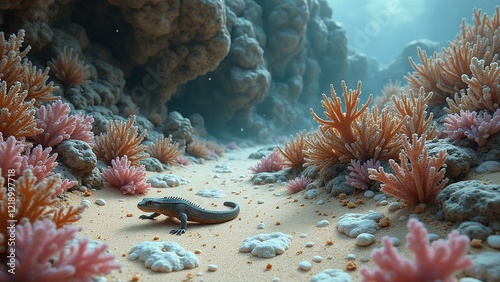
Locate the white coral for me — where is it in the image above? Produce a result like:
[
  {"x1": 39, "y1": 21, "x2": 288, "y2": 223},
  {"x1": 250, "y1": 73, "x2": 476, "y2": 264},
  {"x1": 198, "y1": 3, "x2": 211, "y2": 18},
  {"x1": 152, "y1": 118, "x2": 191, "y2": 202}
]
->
[
  {"x1": 239, "y1": 232, "x2": 292, "y2": 258},
  {"x1": 128, "y1": 241, "x2": 199, "y2": 273}
]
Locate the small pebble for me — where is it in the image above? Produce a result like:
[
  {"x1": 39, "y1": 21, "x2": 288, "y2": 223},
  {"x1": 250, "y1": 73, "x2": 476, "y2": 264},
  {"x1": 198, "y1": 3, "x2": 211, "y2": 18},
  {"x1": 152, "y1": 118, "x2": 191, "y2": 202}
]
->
[
  {"x1": 356, "y1": 233, "x2": 376, "y2": 247},
  {"x1": 213, "y1": 174, "x2": 220, "y2": 178},
  {"x1": 388, "y1": 202, "x2": 401, "y2": 211},
  {"x1": 257, "y1": 223, "x2": 265, "y2": 229},
  {"x1": 81, "y1": 199, "x2": 92, "y2": 208},
  {"x1": 379, "y1": 200, "x2": 388, "y2": 206},
  {"x1": 317, "y1": 199, "x2": 325, "y2": 205},
  {"x1": 486, "y1": 235, "x2": 500, "y2": 249},
  {"x1": 305, "y1": 242, "x2": 315, "y2": 247},
  {"x1": 268, "y1": 188, "x2": 275, "y2": 192},
  {"x1": 398, "y1": 215, "x2": 408, "y2": 221},
  {"x1": 254, "y1": 186, "x2": 260, "y2": 189},
  {"x1": 364, "y1": 190, "x2": 375, "y2": 198},
  {"x1": 298, "y1": 261, "x2": 312, "y2": 271},
  {"x1": 299, "y1": 233, "x2": 308, "y2": 238},
  {"x1": 95, "y1": 198, "x2": 106, "y2": 206},
  {"x1": 257, "y1": 199, "x2": 265, "y2": 204},
  {"x1": 207, "y1": 264, "x2": 218, "y2": 272},
  {"x1": 373, "y1": 194, "x2": 386, "y2": 201},
  {"x1": 346, "y1": 253, "x2": 356, "y2": 260},
  {"x1": 409, "y1": 214, "x2": 419, "y2": 219},
  {"x1": 360, "y1": 255, "x2": 369, "y2": 262},
  {"x1": 304, "y1": 189, "x2": 318, "y2": 199},
  {"x1": 118, "y1": 199, "x2": 125, "y2": 202},
  {"x1": 316, "y1": 220, "x2": 329, "y2": 227},
  {"x1": 327, "y1": 255, "x2": 334, "y2": 260},
  {"x1": 78, "y1": 186, "x2": 87, "y2": 192},
  {"x1": 272, "y1": 278, "x2": 280, "y2": 282},
  {"x1": 389, "y1": 237, "x2": 401, "y2": 246},
  {"x1": 196, "y1": 272, "x2": 203, "y2": 276},
  {"x1": 274, "y1": 192, "x2": 281, "y2": 196},
  {"x1": 312, "y1": 255, "x2": 323, "y2": 263},
  {"x1": 428, "y1": 233, "x2": 440, "y2": 241},
  {"x1": 268, "y1": 183, "x2": 274, "y2": 187}
]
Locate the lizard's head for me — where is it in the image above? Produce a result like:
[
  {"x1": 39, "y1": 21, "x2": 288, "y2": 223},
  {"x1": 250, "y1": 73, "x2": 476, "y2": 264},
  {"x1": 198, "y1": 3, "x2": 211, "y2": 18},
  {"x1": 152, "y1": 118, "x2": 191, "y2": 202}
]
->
[{"x1": 137, "y1": 198, "x2": 157, "y2": 212}]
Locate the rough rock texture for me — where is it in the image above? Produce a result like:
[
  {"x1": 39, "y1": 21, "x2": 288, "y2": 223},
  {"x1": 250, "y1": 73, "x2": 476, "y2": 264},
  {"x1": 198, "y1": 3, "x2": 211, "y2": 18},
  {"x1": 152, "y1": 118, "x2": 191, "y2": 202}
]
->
[
  {"x1": 426, "y1": 139, "x2": 479, "y2": 180},
  {"x1": 434, "y1": 180, "x2": 500, "y2": 229},
  {"x1": 457, "y1": 221, "x2": 495, "y2": 241},
  {"x1": 459, "y1": 252, "x2": 500, "y2": 282},
  {"x1": 55, "y1": 139, "x2": 97, "y2": 175},
  {"x1": 1, "y1": 0, "x2": 357, "y2": 141},
  {"x1": 336, "y1": 211, "x2": 385, "y2": 238}
]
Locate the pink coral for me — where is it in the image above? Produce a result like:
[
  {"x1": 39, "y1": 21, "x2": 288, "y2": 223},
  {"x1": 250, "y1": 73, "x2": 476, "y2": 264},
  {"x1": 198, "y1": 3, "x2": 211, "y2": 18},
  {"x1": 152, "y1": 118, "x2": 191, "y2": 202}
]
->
[
  {"x1": 13, "y1": 219, "x2": 121, "y2": 282},
  {"x1": 286, "y1": 176, "x2": 312, "y2": 193},
  {"x1": 443, "y1": 109, "x2": 500, "y2": 146},
  {"x1": 19, "y1": 145, "x2": 58, "y2": 181},
  {"x1": 71, "y1": 111, "x2": 95, "y2": 147},
  {"x1": 345, "y1": 159, "x2": 381, "y2": 190},
  {"x1": 31, "y1": 101, "x2": 94, "y2": 147},
  {"x1": 101, "y1": 155, "x2": 151, "y2": 194},
  {"x1": 251, "y1": 149, "x2": 286, "y2": 174},
  {"x1": 176, "y1": 155, "x2": 190, "y2": 166},
  {"x1": 0, "y1": 133, "x2": 24, "y2": 179},
  {"x1": 361, "y1": 218, "x2": 472, "y2": 282}
]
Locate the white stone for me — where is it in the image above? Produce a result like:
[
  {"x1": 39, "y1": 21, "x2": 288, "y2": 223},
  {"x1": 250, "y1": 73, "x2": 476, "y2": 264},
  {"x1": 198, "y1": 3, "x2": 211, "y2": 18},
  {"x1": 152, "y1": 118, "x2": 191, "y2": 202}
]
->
[
  {"x1": 388, "y1": 202, "x2": 401, "y2": 211},
  {"x1": 356, "y1": 233, "x2": 376, "y2": 247},
  {"x1": 364, "y1": 190, "x2": 375, "y2": 198},
  {"x1": 487, "y1": 235, "x2": 500, "y2": 249},
  {"x1": 95, "y1": 198, "x2": 106, "y2": 206},
  {"x1": 298, "y1": 261, "x2": 312, "y2": 271},
  {"x1": 305, "y1": 241, "x2": 315, "y2": 247},
  {"x1": 312, "y1": 255, "x2": 323, "y2": 263},
  {"x1": 317, "y1": 220, "x2": 329, "y2": 227},
  {"x1": 207, "y1": 264, "x2": 218, "y2": 272},
  {"x1": 81, "y1": 199, "x2": 92, "y2": 208}
]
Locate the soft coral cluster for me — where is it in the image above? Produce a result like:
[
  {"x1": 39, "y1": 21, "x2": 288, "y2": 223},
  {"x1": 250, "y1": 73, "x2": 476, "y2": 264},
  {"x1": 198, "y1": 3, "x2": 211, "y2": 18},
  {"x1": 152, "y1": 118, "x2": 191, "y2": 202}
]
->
[
  {"x1": 31, "y1": 100, "x2": 94, "y2": 148},
  {"x1": 443, "y1": 109, "x2": 500, "y2": 146},
  {"x1": 251, "y1": 149, "x2": 286, "y2": 174},
  {"x1": 12, "y1": 219, "x2": 120, "y2": 282},
  {"x1": 361, "y1": 218, "x2": 472, "y2": 282},
  {"x1": 101, "y1": 155, "x2": 151, "y2": 194}
]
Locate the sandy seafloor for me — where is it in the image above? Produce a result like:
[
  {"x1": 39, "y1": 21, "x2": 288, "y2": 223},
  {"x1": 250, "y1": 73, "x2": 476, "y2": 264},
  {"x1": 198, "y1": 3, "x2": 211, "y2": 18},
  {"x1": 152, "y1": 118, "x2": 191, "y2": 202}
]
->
[{"x1": 68, "y1": 146, "x2": 500, "y2": 282}]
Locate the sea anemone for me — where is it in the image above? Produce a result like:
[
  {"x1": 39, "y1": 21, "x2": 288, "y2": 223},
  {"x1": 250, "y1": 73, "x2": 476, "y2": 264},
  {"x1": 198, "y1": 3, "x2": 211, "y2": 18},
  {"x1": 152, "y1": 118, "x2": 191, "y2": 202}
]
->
[{"x1": 286, "y1": 176, "x2": 312, "y2": 193}]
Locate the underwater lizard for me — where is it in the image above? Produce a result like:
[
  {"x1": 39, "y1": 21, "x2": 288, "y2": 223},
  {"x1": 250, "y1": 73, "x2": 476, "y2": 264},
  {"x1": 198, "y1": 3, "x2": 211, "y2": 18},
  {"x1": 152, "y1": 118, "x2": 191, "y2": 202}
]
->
[{"x1": 137, "y1": 196, "x2": 240, "y2": 235}]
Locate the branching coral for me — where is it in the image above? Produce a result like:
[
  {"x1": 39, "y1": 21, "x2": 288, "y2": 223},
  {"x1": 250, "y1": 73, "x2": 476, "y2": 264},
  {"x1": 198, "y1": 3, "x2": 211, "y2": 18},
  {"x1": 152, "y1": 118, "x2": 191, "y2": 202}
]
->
[
  {"x1": 308, "y1": 81, "x2": 405, "y2": 165},
  {"x1": 304, "y1": 129, "x2": 339, "y2": 173},
  {"x1": 15, "y1": 219, "x2": 121, "y2": 281},
  {"x1": 0, "y1": 30, "x2": 58, "y2": 107},
  {"x1": 101, "y1": 155, "x2": 151, "y2": 195},
  {"x1": 147, "y1": 134, "x2": 184, "y2": 166},
  {"x1": 369, "y1": 134, "x2": 448, "y2": 205},
  {"x1": 93, "y1": 115, "x2": 148, "y2": 166},
  {"x1": 361, "y1": 218, "x2": 472, "y2": 282},
  {"x1": 406, "y1": 7, "x2": 500, "y2": 105},
  {"x1": 392, "y1": 87, "x2": 437, "y2": 139},
  {"x1": 0, "y1": 81, "x2": 41, "y2": 139},
  {"x1": 447, "y1": 57, "x2": 500, "y2": 112},
  {"x1": 278, "y1": 130, "x2": 308, "y2": 168},
  {"x1": 31, "y1": 100, "x2": 77, "y2": 147},
  {"x1": 443, "y1": 109, "x2": 500, "y2": 146},
  {"x1": 48, "y1": 47, "x2": 90, "y2": 86}
]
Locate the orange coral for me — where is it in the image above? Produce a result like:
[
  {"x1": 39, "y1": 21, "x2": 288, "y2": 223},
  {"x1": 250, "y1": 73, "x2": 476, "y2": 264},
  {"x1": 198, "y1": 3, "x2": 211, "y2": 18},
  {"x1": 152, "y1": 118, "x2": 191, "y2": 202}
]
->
[
  {"x1": 47, "y1": 47, "x2": 90, "y2": 87},
  {"x1": 447, "y1": 57, "x2": 500, "y2": 112},
  {"x1": 278, "y1": 130, "x2": 308, "y2": 168},
  {"x1": 147, "y1": 134, "x2": 184, "y2": 165},
  {"x1": 369, "y1": 134, "x2": 448, "y2": 205},
  {"x1": 304, "y1": 129, "x2": 339, "y2": 173},
  {"x1": 392, "y1": 87, "x2": 437, "y2": 139},
  {"x1": 1, "y1": 30, "x2": 58, "y2": 107},
  {"x1": 93, "y1": 115, "x2": 148, "y2": 166},
  {"x1": 308, "y1": 81, "x2": 405, "y2": 164},
  {"x1": 406, "y1": 8, "x2": 500, "y2": 105},
  {"x1": 186, "y1": 140, "x2": 211, "y2": 159},
  {"x1": 0, "y1": 169, "x2": 85, "y2": 234},
  {"x1": 0, "y1": 81, "x2": 42, "y2": 138}
]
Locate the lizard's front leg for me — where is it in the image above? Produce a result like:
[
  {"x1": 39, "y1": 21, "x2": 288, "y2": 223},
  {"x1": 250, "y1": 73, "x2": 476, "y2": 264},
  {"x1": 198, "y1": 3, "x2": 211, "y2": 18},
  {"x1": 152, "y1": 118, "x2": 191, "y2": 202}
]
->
[
  {"x1": 140, "y1": 212, "x2": 161, "y2": 220},
  {"x1": 170, "y1": 213, "x2": 188, "y2": 235}
]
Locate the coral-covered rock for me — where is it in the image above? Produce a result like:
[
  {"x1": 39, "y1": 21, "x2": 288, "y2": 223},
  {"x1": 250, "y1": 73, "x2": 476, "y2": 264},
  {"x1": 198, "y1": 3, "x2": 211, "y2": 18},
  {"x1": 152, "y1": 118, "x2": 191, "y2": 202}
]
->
[
  {"x1": 55, "y1": 139, "x2": 97, "y2": 175},
  {"x1": 164, "y1": 111, "x2": 194, "y2": 145},
  {"x1": 434, "y1": 180, "x2": 500, "y2": 229},
  {"x1": 426, "y1": 139, "x2": 478, "y2": 179}
]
